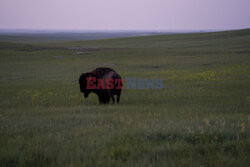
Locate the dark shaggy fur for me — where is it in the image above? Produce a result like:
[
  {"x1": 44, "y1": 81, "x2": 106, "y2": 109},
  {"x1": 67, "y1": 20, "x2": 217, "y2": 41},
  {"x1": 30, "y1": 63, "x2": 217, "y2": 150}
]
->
[{"x1": 79, "y1": 67, "x2": 122, "y2": 104}]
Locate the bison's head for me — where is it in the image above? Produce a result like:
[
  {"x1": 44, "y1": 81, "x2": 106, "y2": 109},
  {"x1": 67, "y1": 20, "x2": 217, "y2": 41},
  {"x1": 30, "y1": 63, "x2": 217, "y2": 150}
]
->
[{"x1": 79, "y1": 72, "x2": 95, "y2": 98}]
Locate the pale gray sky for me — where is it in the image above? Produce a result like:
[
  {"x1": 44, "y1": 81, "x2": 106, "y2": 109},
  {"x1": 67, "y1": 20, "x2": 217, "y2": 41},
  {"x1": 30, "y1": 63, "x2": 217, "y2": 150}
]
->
[{"x1": 0, "y1": 0, "x2": 249, "y2": 30}]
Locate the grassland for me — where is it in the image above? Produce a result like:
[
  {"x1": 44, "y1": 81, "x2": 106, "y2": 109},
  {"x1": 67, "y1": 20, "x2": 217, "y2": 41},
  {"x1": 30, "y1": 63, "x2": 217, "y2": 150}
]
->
[
  {"x1": 0, "y1": 29, "x2": 249, "y2": 166},
  {"x1": 0, "y1": 30, "x2": 168, "y2": 43}
]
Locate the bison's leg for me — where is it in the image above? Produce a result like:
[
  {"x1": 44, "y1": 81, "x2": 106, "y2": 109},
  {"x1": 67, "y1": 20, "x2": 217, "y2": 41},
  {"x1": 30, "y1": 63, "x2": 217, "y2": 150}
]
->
[
  {"x1": 107, "y1": 89, "x2": 114, "y2": 104},
  {"x1": 98, "y1": 91, "x2": 111, "y2": 104},
  {"x1": 98, "y1": 98, "x2": 104, "y2": 104},
  {"x1": 98, "y1": 95, "x2": 105, "y2": 104},
  {"x1": 111, "y1": 95, "x2": 115, "y2": 104},
  {"x1": 106, "y1": 96, "x2": 111, "y2": 104},
  {"x1": 109, "y1": 92, "x2": 115, "y2": 104},
  {"x1": 116, "y1": 91, "x2": 121, "y2": 104}
]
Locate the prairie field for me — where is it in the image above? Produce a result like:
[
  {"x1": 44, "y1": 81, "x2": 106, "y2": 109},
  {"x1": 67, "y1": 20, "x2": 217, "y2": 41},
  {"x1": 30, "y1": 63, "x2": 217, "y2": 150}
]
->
[{"x1": 0, "y1": 29, "x2": 250, "y2": 166}]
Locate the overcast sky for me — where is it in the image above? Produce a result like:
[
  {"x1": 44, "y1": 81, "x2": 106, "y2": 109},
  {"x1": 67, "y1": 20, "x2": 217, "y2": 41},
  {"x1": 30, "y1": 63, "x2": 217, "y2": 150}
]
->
[{"x1": 0, "y1": 0, "x2": 249, "y2": 30}]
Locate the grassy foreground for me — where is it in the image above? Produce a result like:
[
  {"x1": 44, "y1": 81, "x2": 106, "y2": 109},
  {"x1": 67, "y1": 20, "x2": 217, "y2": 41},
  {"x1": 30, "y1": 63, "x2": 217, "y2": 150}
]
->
[{"x1": 0, "y1": 29, "x2": 250, "y2": 166}]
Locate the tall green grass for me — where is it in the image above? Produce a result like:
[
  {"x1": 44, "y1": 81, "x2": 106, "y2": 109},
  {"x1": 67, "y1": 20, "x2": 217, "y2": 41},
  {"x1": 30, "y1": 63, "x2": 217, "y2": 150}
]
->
[{"x1": 0, "y1": 29, "x2": 250, "y2": 166}]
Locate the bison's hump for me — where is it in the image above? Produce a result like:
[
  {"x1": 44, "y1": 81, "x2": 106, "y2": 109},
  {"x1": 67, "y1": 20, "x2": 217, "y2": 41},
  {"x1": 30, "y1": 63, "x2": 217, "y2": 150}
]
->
[{"x1": 91, "y1": 67, "x2": 116, "y2": 78}]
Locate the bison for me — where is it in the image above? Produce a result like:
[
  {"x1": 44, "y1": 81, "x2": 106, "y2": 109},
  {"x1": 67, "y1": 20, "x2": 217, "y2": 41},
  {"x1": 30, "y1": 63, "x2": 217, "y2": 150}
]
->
[{"x1": 79, "y1": 67, "x2": 122, "y2": 104}]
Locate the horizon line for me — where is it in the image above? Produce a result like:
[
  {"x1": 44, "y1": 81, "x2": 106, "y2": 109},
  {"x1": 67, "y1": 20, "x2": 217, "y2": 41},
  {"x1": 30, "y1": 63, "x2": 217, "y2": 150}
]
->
[{"x1": 1, "y1": 27, "x2": 248, "y2": 32}]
